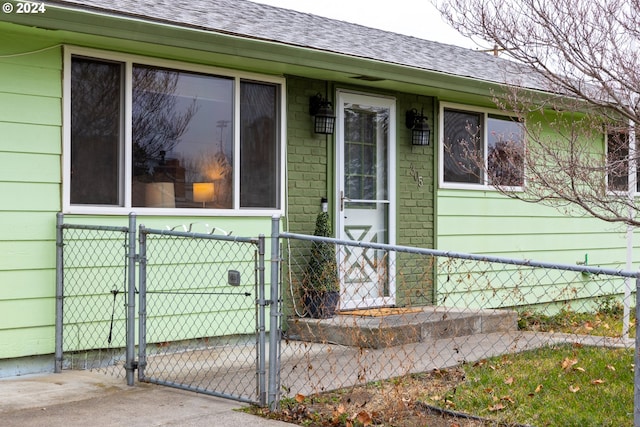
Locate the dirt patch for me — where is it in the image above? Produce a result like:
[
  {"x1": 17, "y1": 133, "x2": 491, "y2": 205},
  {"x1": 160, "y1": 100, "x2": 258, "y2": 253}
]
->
[{"x1": 251, "y1": 368, "x2": 495, "y2": 426}]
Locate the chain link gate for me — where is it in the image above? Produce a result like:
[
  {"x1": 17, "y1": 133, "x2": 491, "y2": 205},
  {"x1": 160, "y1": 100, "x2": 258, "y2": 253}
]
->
[
  {"x1": 56, "y1": 213, "x2": 276, "y2": 406},
  {"x1": 137, "y1": 226, "x2": 269, "y2": 405}
]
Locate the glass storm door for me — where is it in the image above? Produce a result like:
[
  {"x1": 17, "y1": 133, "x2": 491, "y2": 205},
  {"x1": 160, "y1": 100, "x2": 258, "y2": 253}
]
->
[{"x1": 336, "y1": 92, "x2": 396, "y2": 310}]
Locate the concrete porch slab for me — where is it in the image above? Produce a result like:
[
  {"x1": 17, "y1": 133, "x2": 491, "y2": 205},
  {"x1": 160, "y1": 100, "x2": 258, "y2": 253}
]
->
[{"x1": 286, "y1": 306, "x2": 518, "y2": 348}]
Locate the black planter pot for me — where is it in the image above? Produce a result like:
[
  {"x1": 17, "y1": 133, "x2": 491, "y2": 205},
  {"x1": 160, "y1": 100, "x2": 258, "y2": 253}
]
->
[{"x1": 304, "y1": 290, "x2": 339, "y2": 319}]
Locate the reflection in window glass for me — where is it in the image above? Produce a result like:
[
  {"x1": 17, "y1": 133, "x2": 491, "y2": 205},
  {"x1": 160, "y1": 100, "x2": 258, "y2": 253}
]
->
[
  {"x1": 344, "y1": 105, "x2": 388, "y2": 201},
  {"x1": 487, "y1": 115, "x2": 524, "y2": 187},
  {"x1": 70, "y1": 57, "x2": 123, "y2": 205},
  {"x1": 443, "y1": 108, "x2": 524, "y2": 187},
  {"x1": 131, "y1": 65, "x2": 233, "y2": 208},
  {"x1": 607, "y1": 131, "x2": 637, "y2": 192},
  {"x1": 443, "y1": 109, "x2": 483, "y2": 184},
  {"x1": 240, "y1": 81, "x2": 279, "y2": 208},
  {"x1": 68, "y1": 53, "x2": 282, "y2": 211}
]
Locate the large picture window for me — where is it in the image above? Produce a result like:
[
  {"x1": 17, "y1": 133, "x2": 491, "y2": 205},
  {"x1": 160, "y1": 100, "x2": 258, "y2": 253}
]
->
[
  {"x1": 441, "y1": 105, "x2": 524, "y2": 188},
  {"x1": 66, "y1": 49, "x2": 283, "y2": 212}
]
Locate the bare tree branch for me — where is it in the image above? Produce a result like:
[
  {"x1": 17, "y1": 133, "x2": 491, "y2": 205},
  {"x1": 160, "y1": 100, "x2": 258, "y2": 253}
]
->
[{"x1": 435, "y1": 0, "x2": 640, "y2": 227}]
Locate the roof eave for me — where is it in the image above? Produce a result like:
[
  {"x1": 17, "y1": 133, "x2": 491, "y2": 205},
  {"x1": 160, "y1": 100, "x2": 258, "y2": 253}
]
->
[{"x1": 1, "y1": 3, "x2": 510, "y2": 99}]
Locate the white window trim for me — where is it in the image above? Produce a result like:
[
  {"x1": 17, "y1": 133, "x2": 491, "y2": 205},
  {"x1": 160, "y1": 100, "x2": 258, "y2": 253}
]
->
[
  {"x1": 438, "y1": 102, "x2": 525, "y2": 191},
  {"x1": 63, "y1": 45, "x2": 286, "y2": 216},
  {"x1": 605, "y1": 121, "x2": 639, "y2": 196}
]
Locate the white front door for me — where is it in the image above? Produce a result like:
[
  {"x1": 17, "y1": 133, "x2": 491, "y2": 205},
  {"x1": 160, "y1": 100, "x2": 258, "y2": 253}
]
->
[{"x1": 336, "y1": 92, "x2": 396, "y2": 310}]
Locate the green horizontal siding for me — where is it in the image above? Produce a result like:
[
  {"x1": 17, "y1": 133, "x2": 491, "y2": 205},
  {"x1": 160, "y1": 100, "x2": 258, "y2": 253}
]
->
[
  {"x1": 0, "y1": 212, "x2": 57, "y2": 240},
  {"x1": 0, "y1": 122, "x2": 61, "y2": 154},
  {"x1": 438, "y1": 215, "x2": 627, "y2": 236},
  {"x1": 0, "y1": 152, "x2": 60, "y2": 183},
  {"x1": 0, "y1": 61, "x2": 61, "y2": 97},
  {"x1": 0, "y1": 270, "x2": 55, "y2": 299},
  {"x1": 0, "y1": 35, "x2": 62, "y2": 359},
  {"x1": 436, "y1": 189, "x2": 639, "y2": 311},
  {"x1": 0, "y1": 240, "x2": 55, "y2": 271},
  {"x1": 0, "y1": 298, "x2": 54, "y2": 329},
  {"x1": 0, "y1": 182, "x2": 60, "y2": 211},
  {"x1": 437, "y1": 189, "x2": 634, "y2": 263},
  {"x1": 0, "y1": 92, "x2": 60, "y2": 126},
  {"x1": 0, "y1": 326, "x2": 54, "y2": 358}
]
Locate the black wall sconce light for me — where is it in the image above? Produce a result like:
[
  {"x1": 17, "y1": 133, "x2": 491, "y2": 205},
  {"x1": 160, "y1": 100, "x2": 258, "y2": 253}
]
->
[
  {"x1": 405, "y1": 108, "x2": 431, "y2": 146},
  {"x1": 309, "y1": 93, "x2": 336, "y2": 135}
]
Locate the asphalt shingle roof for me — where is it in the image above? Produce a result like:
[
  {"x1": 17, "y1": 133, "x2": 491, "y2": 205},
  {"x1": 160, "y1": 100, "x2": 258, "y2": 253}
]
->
[{"x1": 48, "y1": 0, "x2": 538, "y2": 88}]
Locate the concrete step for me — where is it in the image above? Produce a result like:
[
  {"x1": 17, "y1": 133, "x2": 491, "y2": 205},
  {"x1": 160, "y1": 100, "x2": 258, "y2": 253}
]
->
[{"x1": 286, "y1": 307, "x2": 518, "y2": 348}]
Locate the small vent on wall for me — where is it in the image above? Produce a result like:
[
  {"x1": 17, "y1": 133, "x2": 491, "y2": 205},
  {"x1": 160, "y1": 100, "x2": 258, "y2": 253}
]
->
[{"x1": 351, "y1": 75, "x2": 385, "y2": 82}]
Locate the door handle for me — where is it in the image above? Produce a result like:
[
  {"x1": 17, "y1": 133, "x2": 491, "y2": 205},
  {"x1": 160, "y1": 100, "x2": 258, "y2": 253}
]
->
[{"x1": 340, "y1": 191, "x2": 351, "y2": 211}]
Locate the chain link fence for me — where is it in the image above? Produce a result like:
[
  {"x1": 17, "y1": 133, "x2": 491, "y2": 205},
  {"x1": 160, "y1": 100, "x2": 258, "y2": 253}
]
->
[
  {"x1": 137, "y1": 226, "x2": 268, "y2": 405},
  {"x1": 278, "y1": 230, "x2": 638, "y2": 425},
  {"x1": 55, "y1": 214, "x2": 135, "y2": 380},
  {"x1": 55, "y1": 213, "x2": 640, "y2": 423}
]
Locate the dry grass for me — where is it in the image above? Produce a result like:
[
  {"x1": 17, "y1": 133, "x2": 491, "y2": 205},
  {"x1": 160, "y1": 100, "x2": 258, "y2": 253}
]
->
[{"x1": 247, "y1": 368, "x2": 493, "y2": 426}]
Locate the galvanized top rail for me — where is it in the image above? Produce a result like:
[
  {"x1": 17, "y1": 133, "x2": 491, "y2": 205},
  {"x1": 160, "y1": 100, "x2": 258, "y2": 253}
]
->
[
  {"x1": 280, "y1": 231, "x2": 640, "y2": 279},
  {"x1": 141, "y1": 225, "x2": 260, "y2": 245},
  {"x1": 60, "y1": 223, "x2": 129, "y2": 233}
]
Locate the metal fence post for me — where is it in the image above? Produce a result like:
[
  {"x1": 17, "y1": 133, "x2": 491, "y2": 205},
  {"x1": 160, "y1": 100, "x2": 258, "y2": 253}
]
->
[
  {"x1": 257, "y1": 235, "x2": 267, "y2": 406},
  {"x1": 125, "y1": 213, "x2": 136, "y2": 386},
  {"x1": 54, "y1": 213, "x2": 64, "y2": 374},
  {"x1": 138, "y1": 225, "x2": 147, "y2": 382},
  {"x1": 635, "y1": 277, "x2": 640, "y2": 427},
  {"x1": 268, "y1": 215, "x2": 281, "y2": 410}
]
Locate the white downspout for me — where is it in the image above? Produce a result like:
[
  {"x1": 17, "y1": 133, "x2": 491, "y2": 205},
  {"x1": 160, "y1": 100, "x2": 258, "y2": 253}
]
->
[{"x1": 623, "y1": 119, "x2": 636, "y2": 338}]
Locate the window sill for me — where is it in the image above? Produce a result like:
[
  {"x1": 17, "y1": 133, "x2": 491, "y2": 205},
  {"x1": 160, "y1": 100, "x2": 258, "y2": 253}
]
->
[
  {"x1": 438, "y1": 182, "x2": 524, "y2": 192},
  {"x1": 63, "y1": 205, "x2": 284, "y2": 217}
]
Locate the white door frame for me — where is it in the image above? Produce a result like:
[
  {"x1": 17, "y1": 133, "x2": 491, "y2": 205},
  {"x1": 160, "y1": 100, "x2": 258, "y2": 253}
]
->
[{"x1": 335, "y1": 90, "x2": 396, "y2": 309}]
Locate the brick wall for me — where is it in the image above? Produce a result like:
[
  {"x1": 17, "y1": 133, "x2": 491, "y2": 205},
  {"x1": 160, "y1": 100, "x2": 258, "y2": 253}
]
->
[
  {"x1": 395, "y1": 93, "x2": 435, "y2": 305},
  {"x1": 285, "y1": 77, "x2": 331, "y2": 235},
  {"x1": 284, "y1": 78, "x2": 435, "y2": 309}
]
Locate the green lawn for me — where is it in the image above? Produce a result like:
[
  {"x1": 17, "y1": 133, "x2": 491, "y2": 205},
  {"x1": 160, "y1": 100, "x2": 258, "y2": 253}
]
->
[{"x1": 427, "y1": 345, "x2": 634, "y2": 426}]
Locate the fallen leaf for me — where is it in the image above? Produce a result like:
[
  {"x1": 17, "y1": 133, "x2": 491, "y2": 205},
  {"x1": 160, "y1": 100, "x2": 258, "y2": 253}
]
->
[
  {"x1": 569, "y1": 385, "x2": 580, "y2": 393},
  {"x1": 574, "y1": 366, "x2": 585, "y2": 372},
  {"x1": 488, "y1": 403, "x2": 505, "y2": 412},
  {"x1": 336, "y1": 404, "x2": 346, "y2": 414},
  {"x1": 606, "y1": 365, "x2": 616, "y2": 371},
  {"x1": 484, "y1": 388, "x2": 494, "y2": 394},
  {"x1": 356, "y1": 411, "x2": 372, "y2": 426},
  {"x1": 501, "y1": 395, "x2": 515, "y2": 403},
  {"x1": 535, "y1": 384, "x2": 543, "y2": 393},
  {"x1": 590, "y1": 379, "x2": 606, "y2": 385},
  {"x1": 504, "y1": 376, "x2": 514, "y2": 385},
  {"x1": 295, "y1": 393, "x2": 305, "y2": 403},
  {"x1": 583, "y1": 321, "x2": 593, "y2": 331},
  {"x1": 562, "y1": 357, "x2": 578, "y2": 371},
  {"x1": 430, "y1": 395, "x2": 443, "y2": 401}
]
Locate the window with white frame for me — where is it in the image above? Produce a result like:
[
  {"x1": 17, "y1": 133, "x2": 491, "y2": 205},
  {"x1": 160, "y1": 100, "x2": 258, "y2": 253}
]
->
[
  {"x1": 606, "y1": 128, "x2": 639, "y2": 193},
  {"x1": 441, "y1": 105, "x2": 525, "y2": 188},
  {"x1": 67, "y1": 50, "x2": 283, "y2": 212}
]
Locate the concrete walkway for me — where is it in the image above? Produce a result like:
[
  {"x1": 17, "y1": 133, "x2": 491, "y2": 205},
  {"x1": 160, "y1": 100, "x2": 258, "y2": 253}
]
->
[
  {"x1": 1, "y1": 331, "x2": 631, "y2": 426},
  {"x1": 0, "y1": 370, "x2": 294, "y2": 427}
]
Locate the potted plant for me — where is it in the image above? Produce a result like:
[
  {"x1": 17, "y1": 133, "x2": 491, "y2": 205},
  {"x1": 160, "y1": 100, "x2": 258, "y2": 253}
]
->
[{"x1": 303, "y1": 210, "x2": 339, "y2": 318}]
